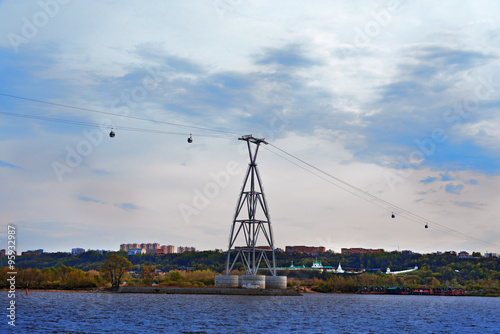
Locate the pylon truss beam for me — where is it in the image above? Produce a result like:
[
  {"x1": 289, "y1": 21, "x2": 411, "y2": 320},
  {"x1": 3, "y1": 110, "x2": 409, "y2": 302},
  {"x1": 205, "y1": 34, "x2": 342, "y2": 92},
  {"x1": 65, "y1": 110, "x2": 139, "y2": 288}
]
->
[{"x1": 224, "y1": 136, "x2": 276, "y2": 276}]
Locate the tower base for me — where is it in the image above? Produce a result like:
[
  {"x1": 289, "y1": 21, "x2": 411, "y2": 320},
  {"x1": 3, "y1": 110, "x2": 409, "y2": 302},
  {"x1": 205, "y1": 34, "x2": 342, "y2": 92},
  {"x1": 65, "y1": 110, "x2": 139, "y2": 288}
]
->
[
  {"x1": 214, "y1": 275, "x2": 287, "y2": 290},
  {"x1": 265, "y1": 276, "x2": 287, "y2": 290},
  {"x1": 214, "y1": 275, "x2": 239, "y2": 288},
  {"x1": 239, "y1": 275, "x2": 266, "y2": 289}
]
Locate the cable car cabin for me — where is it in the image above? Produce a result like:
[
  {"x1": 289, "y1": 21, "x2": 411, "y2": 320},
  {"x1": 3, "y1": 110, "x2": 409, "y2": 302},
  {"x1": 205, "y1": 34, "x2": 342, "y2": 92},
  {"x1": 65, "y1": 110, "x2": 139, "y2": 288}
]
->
[
  {"x1": 187, "y1": 134, "x2": 193, "y2": 143},
  {"x1": 109, "y1": 129, "x2": 115, "y2": 138}
]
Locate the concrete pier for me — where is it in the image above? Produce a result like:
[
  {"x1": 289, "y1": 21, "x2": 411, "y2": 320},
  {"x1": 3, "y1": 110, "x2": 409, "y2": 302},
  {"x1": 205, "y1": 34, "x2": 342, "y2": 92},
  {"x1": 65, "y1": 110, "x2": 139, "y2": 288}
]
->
[
  {"x1": 265, "y1": 276, "x2": 287, "y2": 290},
  {"x1": 239, "y1": 275, "x2": 266, "y2": 289},
  {"x1": 214, "y1": 275, "x2": 239, "y2": 288}
]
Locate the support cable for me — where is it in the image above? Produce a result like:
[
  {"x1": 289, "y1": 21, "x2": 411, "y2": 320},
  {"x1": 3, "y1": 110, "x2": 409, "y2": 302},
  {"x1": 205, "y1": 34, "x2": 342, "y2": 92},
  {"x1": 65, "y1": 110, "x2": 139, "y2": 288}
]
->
[
  {"x1": 265, "y1": 144, "x2": 500, "y2": 251},
  {"x1": 1, "y1": 92, "x2": 497, "y2": 250},
  {"x1": 0, "y1": 92, "x2": 241, "y2": 136},
  {"x1": 0, "y1": 110, "x2": 236, "y2": 139}
]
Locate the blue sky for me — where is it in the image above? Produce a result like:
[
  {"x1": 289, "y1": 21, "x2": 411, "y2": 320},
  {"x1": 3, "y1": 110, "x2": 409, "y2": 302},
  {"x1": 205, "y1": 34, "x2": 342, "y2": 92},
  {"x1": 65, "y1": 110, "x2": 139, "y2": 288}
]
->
[{"x1": 1, "y1": 0, "x2": 499, "y2": 254}]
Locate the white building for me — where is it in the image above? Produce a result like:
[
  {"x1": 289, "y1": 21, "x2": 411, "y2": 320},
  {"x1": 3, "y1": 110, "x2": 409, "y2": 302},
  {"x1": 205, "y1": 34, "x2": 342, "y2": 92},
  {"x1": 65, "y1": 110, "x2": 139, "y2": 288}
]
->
[
  {"x1": 72, "y1": 248, "x2": 85, "y2": 255},
  {"x1": 128, "y1": 248, "x2": 146, "y2": 255}
]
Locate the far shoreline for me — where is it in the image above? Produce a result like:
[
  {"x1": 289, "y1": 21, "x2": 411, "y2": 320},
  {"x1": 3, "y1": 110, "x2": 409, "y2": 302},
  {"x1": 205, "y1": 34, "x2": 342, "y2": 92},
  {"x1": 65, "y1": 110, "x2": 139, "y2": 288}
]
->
[{"x1": 3, "y1": 286, "x2": 498, "y2": 297}]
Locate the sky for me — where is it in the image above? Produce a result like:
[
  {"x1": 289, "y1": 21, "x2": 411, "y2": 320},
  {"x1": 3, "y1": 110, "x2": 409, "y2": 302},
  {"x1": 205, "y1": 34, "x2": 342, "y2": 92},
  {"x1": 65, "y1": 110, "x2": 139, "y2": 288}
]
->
[{"x1": 0, "y1": 0, "x2": 499, "y2": 255}]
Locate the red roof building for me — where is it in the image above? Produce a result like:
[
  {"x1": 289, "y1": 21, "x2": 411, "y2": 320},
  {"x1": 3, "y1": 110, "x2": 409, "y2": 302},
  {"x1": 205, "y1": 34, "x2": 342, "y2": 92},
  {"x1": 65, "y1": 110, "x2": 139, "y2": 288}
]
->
[{"x1": 285, "y1": 246, "x2": 326, "y2": 255}]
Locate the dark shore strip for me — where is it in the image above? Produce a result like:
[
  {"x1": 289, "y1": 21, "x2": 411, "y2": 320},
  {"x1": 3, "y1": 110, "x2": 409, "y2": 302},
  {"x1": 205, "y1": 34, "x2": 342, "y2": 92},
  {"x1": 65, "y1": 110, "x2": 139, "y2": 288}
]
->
[{"x1": 116, "y1": 286, "x2": 301, "y2": 296}]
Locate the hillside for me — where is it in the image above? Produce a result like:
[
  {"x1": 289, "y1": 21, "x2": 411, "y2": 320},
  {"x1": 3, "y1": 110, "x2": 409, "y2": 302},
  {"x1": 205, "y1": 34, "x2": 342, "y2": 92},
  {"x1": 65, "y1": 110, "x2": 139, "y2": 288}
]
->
[{"x1": 3, "y1": 250, "x2": 499, "y2": 287}]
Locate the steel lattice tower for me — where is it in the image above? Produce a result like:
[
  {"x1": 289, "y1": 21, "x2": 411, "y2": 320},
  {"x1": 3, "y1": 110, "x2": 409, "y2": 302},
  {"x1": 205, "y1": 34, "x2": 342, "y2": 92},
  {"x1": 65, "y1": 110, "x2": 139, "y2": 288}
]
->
[{"x1": 225, "y1": 135, "x2": 276, "y2": 276}]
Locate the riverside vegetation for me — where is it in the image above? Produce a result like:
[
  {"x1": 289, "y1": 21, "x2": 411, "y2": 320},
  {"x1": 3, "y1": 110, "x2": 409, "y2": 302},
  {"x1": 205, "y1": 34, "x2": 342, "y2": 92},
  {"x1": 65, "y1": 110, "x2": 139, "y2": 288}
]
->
[{"x1": 1, "y1": 250, "x2": 499, "y2": 296}]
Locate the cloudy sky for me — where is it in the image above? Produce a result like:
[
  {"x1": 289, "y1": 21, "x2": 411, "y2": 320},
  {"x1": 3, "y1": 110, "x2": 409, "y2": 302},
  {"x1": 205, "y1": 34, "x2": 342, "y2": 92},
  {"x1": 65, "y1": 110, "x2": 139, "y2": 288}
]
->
[{"x1": 1, "y1": 0, "x2": 499, "y2": 255}]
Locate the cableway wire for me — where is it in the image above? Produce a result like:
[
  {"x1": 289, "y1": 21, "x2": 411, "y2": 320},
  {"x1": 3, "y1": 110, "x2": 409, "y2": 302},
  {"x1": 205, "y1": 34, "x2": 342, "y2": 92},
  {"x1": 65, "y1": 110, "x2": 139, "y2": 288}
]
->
[
  {"x1": 265, "y1": 144, "x2": 500, "y2": 251},
  {"x1": 0, "y1": 110, "x2": 237, "y2": 139},
  {"x1": 1, "y1": 93, "x2": 498, "y2": 250},
  {"x1": 0, "y1": 93, "x2": 241, "y2": 136}
]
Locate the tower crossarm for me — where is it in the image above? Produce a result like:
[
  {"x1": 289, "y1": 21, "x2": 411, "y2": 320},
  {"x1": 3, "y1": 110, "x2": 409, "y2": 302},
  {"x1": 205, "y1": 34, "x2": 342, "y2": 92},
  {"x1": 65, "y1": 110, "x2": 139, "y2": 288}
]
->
[{"x1": 238, "y1": 135, "x2": 268, "y2": 145}]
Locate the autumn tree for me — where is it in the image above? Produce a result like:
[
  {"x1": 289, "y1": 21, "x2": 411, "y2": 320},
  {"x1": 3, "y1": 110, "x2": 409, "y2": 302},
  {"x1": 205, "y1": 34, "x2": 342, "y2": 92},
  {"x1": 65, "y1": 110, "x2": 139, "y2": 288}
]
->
[
  {"x1": 141, "y1": 265, "x2": 156, "y2": 284},
  {"x1": 100, "y1": 254, "x2": 132, "y2": 288}
]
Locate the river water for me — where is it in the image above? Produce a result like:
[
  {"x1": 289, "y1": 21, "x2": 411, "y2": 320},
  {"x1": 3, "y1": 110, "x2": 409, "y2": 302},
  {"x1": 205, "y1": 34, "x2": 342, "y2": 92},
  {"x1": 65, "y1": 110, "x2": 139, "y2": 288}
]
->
[{"x1": 2, "y1": 291, "x2": 499, "y2": 333}]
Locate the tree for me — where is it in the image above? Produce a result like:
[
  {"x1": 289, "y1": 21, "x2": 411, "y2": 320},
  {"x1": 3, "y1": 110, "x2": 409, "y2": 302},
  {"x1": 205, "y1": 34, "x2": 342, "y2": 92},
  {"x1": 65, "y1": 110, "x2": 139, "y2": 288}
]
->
[
  {"x1": 100, "y1": 254, "x2": 132, "y2": 288},
  {"x1": 168, "y1": 270, "x2": 185, "y2": 283},
  {"x1": 141, "y1": 265, "x2": 156, "y2": 284}
]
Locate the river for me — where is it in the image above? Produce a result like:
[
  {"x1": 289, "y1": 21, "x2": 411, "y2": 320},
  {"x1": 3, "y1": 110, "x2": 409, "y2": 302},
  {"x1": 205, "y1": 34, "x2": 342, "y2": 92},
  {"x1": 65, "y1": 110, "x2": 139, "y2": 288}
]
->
[{"x1": 3, "y1": 291, "x2": 499, "y2": 333}]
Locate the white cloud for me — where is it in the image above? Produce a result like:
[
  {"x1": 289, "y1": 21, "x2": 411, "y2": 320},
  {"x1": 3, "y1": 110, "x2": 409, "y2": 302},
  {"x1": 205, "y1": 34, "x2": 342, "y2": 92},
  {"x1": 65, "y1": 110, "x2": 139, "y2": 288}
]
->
[
  {"x1": 1, "y1": 0, "x2": 500, "y2": 254},
  {"x1": 458, "y1": 120, "x2": 500, "y2": 150}
]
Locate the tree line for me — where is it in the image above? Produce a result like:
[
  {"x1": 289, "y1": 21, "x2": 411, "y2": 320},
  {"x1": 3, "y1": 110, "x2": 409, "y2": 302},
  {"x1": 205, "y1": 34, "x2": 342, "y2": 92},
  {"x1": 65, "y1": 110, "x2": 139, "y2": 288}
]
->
[{"x1": 1, "y1": 250, "x2": 498, "y2": 295}]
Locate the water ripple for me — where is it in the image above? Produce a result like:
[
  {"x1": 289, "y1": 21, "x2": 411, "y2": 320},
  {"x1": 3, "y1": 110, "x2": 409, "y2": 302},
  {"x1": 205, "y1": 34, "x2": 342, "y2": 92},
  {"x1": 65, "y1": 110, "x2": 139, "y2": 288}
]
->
[{"x1": 2, "y1": 291, "x2": 499, "y2": 333}]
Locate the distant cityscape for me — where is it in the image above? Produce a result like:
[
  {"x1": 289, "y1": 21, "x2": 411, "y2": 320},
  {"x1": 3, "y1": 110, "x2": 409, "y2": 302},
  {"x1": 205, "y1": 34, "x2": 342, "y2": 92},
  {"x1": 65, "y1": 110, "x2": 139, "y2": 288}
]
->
[
  {"x1": 0, "y1": 245, "x2": 497, "y2": 259},
  {"x1": 119, "y1": 243, "x2": 196, "y2": 255}
]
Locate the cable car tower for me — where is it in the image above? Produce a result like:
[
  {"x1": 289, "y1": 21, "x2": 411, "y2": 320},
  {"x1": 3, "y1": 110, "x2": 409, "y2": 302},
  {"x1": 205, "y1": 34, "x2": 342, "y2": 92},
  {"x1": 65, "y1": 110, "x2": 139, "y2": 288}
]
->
[{"x1": 224, "y1": 135, "x2": 276, "y2": 276}]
